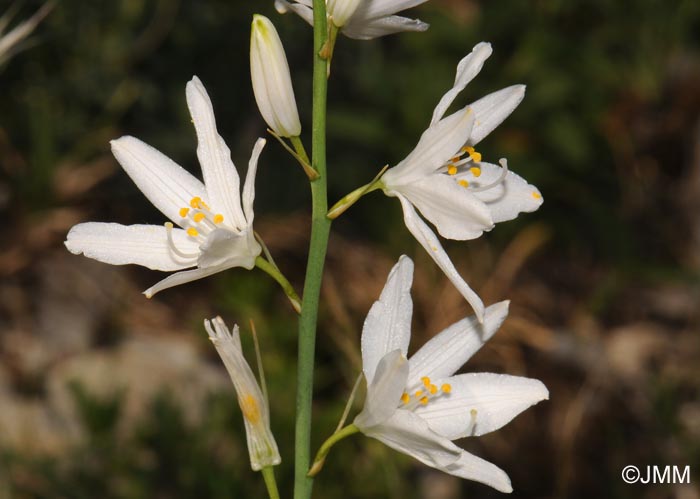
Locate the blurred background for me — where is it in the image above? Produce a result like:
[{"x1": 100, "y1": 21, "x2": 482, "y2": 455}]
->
[{"x1": 1, "y1": 0, "x2": 699, "y2": 498}]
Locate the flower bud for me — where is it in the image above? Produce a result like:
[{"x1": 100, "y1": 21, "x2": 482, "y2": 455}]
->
[
  {"x1": 327, "y1": 0, "x2": 362, "y2": 27},
  {"x1": 250, "y1": 14, "x2": 301, "y2": 138}
]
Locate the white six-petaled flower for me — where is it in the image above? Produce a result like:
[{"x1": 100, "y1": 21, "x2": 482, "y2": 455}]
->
[
  {"x1": 354, "y1": 256, "x2": 548, "y2": 493},
  {"x1": 380, "y1": 42, "x2": 543, "y2": 322},
  {"x1": 250, "y1": 14, "x2": 302, "y2": 138},
  {"x1": 65, "y1": 76, "x2": 265, "y2": 298},
  {"x1": 205, "y1": 317, "x2": 281, "y2": 471},
  {"x1": 274, "y1": 0, "x2": 430, "y2": 39}
]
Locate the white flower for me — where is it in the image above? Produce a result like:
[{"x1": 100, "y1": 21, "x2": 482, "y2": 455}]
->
[
  {"x1": 250, "y1": 14, "x2": 302, "y2": 138},
  {"x1": 380, "y1": 42, "x2": 543, "y2": 321},
  {"x1": 65, "y1": 76, "x2": 265, "y2": 298},
  {"x1": 0, "y1": 2, "x2": 53, "y2": 66},
  {"x1": 205, "y1": 317, "x2": 281, "y2": 471},
  {"x1": 354, "y1": 256, "x2": 548, "y2": 493},
  {"x1": 274, "y1": 0, "x2": 429, "y2": 39}
]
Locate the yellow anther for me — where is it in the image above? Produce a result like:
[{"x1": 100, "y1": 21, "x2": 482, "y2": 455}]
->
[
  {"x1": 164, "y1": 222, "x2": 174, "y2": 229},
  {"x1": 441, "y1": 383, "x2": 451, "y2": 393},
  {"x1": 471, "y1": 152, "x2": 482, "y2": 163},
  {"x1": 450, "y1": 156, "x2": 461, "y2": 163},
  {"x1": 421, "y1": 377, "x2": 431, "y2": 387},
  {"x1": 458, "y1": 179, "x2": 469, "y2": 188},
  {"x1": 414, "y1": 389, "x2": 423, "y2": 398},
  {"x1": 192, "y1": 212, "x2": 206, "y2": 223},
  {"x1": 419, "y1": 396, "x2": 429, "y2": 405},
  {"x1": 189, "y1": 197, "x2": 202, "y2": 208},
  {"x1": 447, "y1": 165, "x2": 458, "y2": 176},
  {"x1": 469, "y1": 166, "x2": 482, "y2": 177},
  {"x1": 213, "y1": 214, "x2": 224, "y2": 224},
  {"x1": 186, "y1": 227, "x2": 199, "y2": 237},
  {"x1": 179, "y1": 207, "x2": 190, "y2": 218},
  {"x1": 470, "y1": 408, "x2": 477, "y2": 417},
  {"x1": 429, "y1": 384, "x2": 438, "y2": 395},
  {"x1": 462, "y1": 146, "x2": 475, "y2": 154},
  {"x1": 532, "y1": 191, "x2": 542, "y2": 199},
  {"x1": 240, "y1": 394, "x2": 261, "y2": 424},
  {"x1": 401, "y1": 392, "x2": 410, "y2": 405}
]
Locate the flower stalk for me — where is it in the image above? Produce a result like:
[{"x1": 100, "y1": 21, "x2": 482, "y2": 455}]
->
[
  {"x1": 307, "y1": 423, "x2": 360, "y2": 477},
  {"x1": 261, "y1": 466, "x2": 281, "y2": 499},
  {"x1": 327, "y1": 164, "x2": 388, "y2": 219},
  {"x1": 255, "y1": 256, "x2": 302, "y2": 314},
  {"x1": 293, "y1": 0, "x2": 331, "y2": 497}
]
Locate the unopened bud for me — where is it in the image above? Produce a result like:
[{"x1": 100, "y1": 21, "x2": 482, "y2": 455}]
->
[{"x1": 250, "y1": 14, "x2": 301, "y2": 138}]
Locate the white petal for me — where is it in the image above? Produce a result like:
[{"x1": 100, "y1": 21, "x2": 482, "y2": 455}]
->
[
  {"x1": 457, "y1": 162, "x2": 543, "y2": 223},
  {"x1": 396, "y1": 174, "x2": 494, "y2": 240},
  {"x1": 351, "y1": 0, "x2": 428, "y2": 22},
  {"x1": 110, "y1": 136, "x2": 207, "y2": 224},
  {"x1": 197, "y1": 228, "x2": 260, "y2": 269},
  {"x1": 327, "y1": 0, "x2": 363, "y2": 26},
  {"x1": 415, "y1": 373, "x2": 548, "y2": 440},
  {"x1": 342, "y1": 14, "x2": 429, "y2": 40},
  {"x1": 383, "y1": 107, "x2": 474, "y2": 185},
  {"x1": 250, "y1": 16, "x2": 302, "y2": 137},
  {"x1": 186, "y1": 76, "x2": 247, "y2": 230},
  {"x1": 444, "y1": 451, "x2": 513, "y2": 493},
  {"x1": 431, "y1": 42, "x2": 493, "y2": 125},
  {"x1": 204, "y1": 315, "x2": 242, "y2": 353},
  {"x1": 360, "y1": 409, "x2": 461, "y2": 469},
  {"x1": 355, "y1": 350, "x2": 408, "y2": 429},
  {"x1": 407, "y1": 301, "x2": 509, "y2": 386},
  {"x1": 395, "y1": 194, "x2": 485, "y2": 322},
  {"x1": 361, "y1": 256, "x2": 414, "y2": 383},
  {"x1": 468, "y1": 85, "x2": 525, "y2": 146},
  {"x1": 242, "y1": 138, "x2": 266, "y2": 225},
  {"x1": 143, "y1": 262, "x2": 234, "y2": 298},
  {"x1": 65, "y1": 222, "x2": 198, "y2": 271},
  {"x1": 275, "y1": 0, "x2": 314, "y2": 25}
]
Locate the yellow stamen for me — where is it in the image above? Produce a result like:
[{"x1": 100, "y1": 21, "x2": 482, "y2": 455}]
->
[
  {"x1": 186, "y1": 227, "x2": 199, "y2": 237},
  {"x1": 414, "y1": 389, "x2": 423, "y2": 397},
  {"x1": 421, "y1": 376, "x2": 431, "y2": 387},
  {"x1": 190, "y1": 197, "x2": 202, "y2": 209},
  {"x1": 192, "y1": 212, "x2": 206, "y2": 223},
  {"x1": 458, "y1": 179, "x2": 469, "y2": 188},
  {"x1": 462, "y1": 146, "x2": 475, "y2": 154},
  {"x1": 164, "y1": 222, "x2": 174, "y2": 229},
  {"x1": 240, "y1": 394, "x2": 261, "y2": 424},
  {"x1": 447, "y1": 165, "x2": 458, "y2": 176},
  {"x1": 471, "y1": 152, "x2": 482, "y2": 163},
  {"x1": 429, "y1": 384, "x2": 438, "y2": 395},
  {"x1": 401, "y1": 392, "x2": 410, "y2": 405},
  {"x1": 179, "y1": 207, "x2": 190, "y2": 218},
  {"x1": 419, "y1": 396, "x2": 429, "y2": 405},
  {"x1": 213, "y1": 214, "x2": 224, "y2": 224},
  {"x1": 450, "y1": 156, "x2": 461, "y2": 163},
  {"x1": 469, "y1": 166, "x2": 481, "y2": 177},
  {"x1": 441, "y1": 383, "x2": 451, "y2": 393},
  {"x1": 532, "y1": 191, "x2": 542, "y2": 199}
]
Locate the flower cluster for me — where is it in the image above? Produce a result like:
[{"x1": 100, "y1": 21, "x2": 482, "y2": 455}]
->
[{"x1": 63, "y1": 4, "x2": 548, "y2": 495}]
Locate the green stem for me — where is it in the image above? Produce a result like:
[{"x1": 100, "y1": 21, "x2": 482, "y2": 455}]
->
[
  {"x1": 261, "y1": 466, "x2": 281, "y2": 499},
  {"x1": 307, "y1": 424, "x2": 360, "y2": 477},
  {"x1": 290, "y1": 135, "x2": 311, "y2": 167},
  {"x1": 293, "y1": 0, "x2": 330, "y2": 497},
  {"x1": 255, "y1": 256, "x2": 302, "y2": 314}
]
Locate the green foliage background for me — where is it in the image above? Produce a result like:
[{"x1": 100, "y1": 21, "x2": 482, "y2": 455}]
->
[{"x1": 1, "y1": 0, "x2": 700, "y2": 498}]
